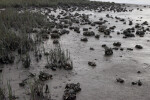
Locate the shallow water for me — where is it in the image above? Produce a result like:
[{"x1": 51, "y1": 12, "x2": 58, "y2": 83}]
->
[{"x1": 91, "y1": 0, "x2": 150, "y2": 5}]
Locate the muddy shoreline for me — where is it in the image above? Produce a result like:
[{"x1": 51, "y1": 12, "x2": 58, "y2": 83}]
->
[{"x1": 1, "y1": 2, "x2": 150, "y2": 100}]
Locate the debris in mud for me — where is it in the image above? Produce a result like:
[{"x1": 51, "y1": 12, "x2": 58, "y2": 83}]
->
[
  {"x1": 90, "y1": 47, "x2": 94, "y2": 50},
  {"x1": 123, "y1": 28, "x2": 135, "y2": 38},
  {"x1": 132, "y1": 80, "x2": 142, "y2": 86},
  {"x1": 120, "y1": 48, "x2": 124, "y2": 51},
  {"x1": 116, "y1": 78, "x2": 125, "y2": 84},
  {"x1": 53, "y1": 40, "x2": 59, "y2": 44},
  {"x1": 45, "y1": 84, "x2": 49, "y2": 93},
  {"x1": 137, "y1": 71, "x2": 141, "y2": 74},
  {"x1": 104, "y1": 47, "x2": 113, "y2": 56},
  {"x1": 136, "y1": 30, "x2": 145, "y2": 37},
  {"x1": 135, "y1": 45, "x2": 143, "y2": 49},
  {"x1": 39, "y1": 71, "x2": 52, "y2": 81},
  {"x1": 63, "y1": 83, "x2": 81, "y2": 100},
  {"x1": 102, "y1": 44, "x2": 106, "y2": 48},
  {"x1": 95, "y1": 34, "x2": 100, "y2": 39},
  {"x1": 83, "y1": 31, "x2": 95, "y2": 36},
  {"x1": 129, "y1": 20, "x2": 133, "y2": 25},
  {"x1": 19, "y1": 82, "x2": 25, "y2": 87},
  {"x1": 81, "y1": 37, "x2": 88, "y2": 42},
  {"x1": 60, "y1": 29, "x2": 70, "y2": 35},
  {"x1": 142, "y1": 21, "x2": 148, "y2": 25},
  {"x1": 42, "y1": 34, "x2": 49, "y2": 39},
  {"x1": 83, "y1": 28, "x2": 88, "y2": 31},
  {"x1": 127, "y1": 48, "x2": 133, "y2": 51},
  {"x1": 74, "y1": 27, "x2": 80, "y2": 33},
  {"x1": 113, "y1": 42, "x2": 121, "y2": 47},
  {"x1": 113, "y1": 47, "x2": 119, "y2": 50},
  {"x1": 51, "y1": 33, "x2": 60, "y2": 39},
  {"x1": 88, "y1": 61, "x2": 96, "y2": 67}
]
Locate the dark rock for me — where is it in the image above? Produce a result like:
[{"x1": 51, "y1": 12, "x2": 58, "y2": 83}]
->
[
  {"x1": 83, "y1": 28, "x2": 88, "y2": 31},
  {"x1": 102, "y1": 44, "x2": 106, "y2": 48},
  {"x1": 64, "y1": 61, "x2": 73, "y2": 70},
  {"x1": 99, "y1": 26, "x2": 107, "y2": 32},
  {"x1": 113, "y1": 48, "x2": 119, "y2": 50},
  {"x1": 39, "y1": 72, "x2": 52, "y2": 81},
  {"x1": 137, "y1": 71, "x2": 141, "y2": 74},
  {"x1": 60, "y1": 29, "x2": 70, "y2": 35},
  {"x1": 90, "y1": 47, "x2": 94, "y2": 50},
  {"x1": 105, "y1": 47, "x2": 113, "y2": 56},
  {"x1": 53, "y1": 40, "x2": 59, "y2": 44},
  {"x1": 123, "y1": 29, "x2": 135, "y2": 37},
  {"x1": 42, "y1": 34, "x2": 49, "y2": 39},
  {"x1": 129, "y1": 21, "x2": 133, "y2": 25},
  {"x1": 83, "y1": 31, "x2": 95, "y2": 36},
  {"x1": 136, "y1": 30, "x2": 145, "y2": 37},
  {"x1": 19, "y1": 82, "x2": 25, "y2": 87},
  {"x1": 104, "y1": 29, "x2": 111, "y2": 35},
  {"x1": 116, "y1": 78, "x2": 124, "y2": 83},
  {"x1": 137, "y1": 80, "x2": 142, "y2": 86},
  {"x1": 131, "y1": 80, "x2": 142, "y2": 86},
  {"x1": 127, "y1": 48, "x2": 133, "y2": 51},
  {"x1": 142, "y1": 21, "x2": 148, "y2": 25},
  {"x1": 113, "y1": 42, "x2": 121, "y2": 47},
  {"x1": 135, "y1": 45, "x2": 143, "y2": 49},
  {"x1": 63, "y1": 83, "x2": 81, "y2": 100},
  {"x1": 120, "y1": 48, "x2": 124, "y2": 51},
  {"x1": 74, "y1": 27, "x2": 80, "y2": 33},
  {"x1": 51, "y1": 33, "x2": 60, "y2": 39},
  {"x1": 132, "y1": 82, "x2": 137, "y2": 85},
  {"x1": 88, "y1": 61, "x2": 96, "y2": 67},
  {"x1": 95, "y1": 34, "x2": 100, "y2": 39},
  {"x1": 81, "y1": 38, "x2": 88, "y2": 42}
]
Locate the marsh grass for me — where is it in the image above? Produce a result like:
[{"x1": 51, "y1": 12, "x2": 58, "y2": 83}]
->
[
  {"x1": 7, "y1": 82, "x2": 14, "y2": 100},
  {"x1": 0, "y1": 8, "x2": 49, "y2": 63},
  {"x1": 0, "y1": 9, "x2": 47, "y2": 33},
  {"x1": 28, "y1": 78, "x2": 51, "y2": 100},
  {"x1": 46, "y1": 44, "x2": 73, "y2": 70},
  {"x1": 0, "y1": 0, "x2": 89, "y2": 8},
  {"x1": 0, "y1": 87, "x2": 6, "y2": 100}
]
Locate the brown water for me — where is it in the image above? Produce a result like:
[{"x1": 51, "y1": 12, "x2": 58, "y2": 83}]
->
[{"x1": 1, "y1": 5, "x2": 150, "y2": 100}]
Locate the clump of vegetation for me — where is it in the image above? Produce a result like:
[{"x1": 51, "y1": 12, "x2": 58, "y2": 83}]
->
[
  {"x1": 28, "y1": 78, "x2": 51, "y2": 100},
  {"x1": 45, "y1": 44, "x2": 73, "y2": 70}
]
